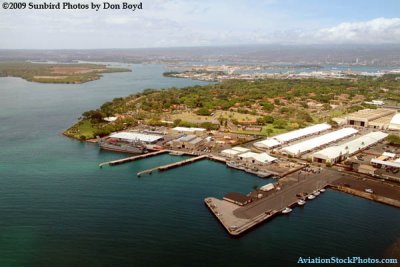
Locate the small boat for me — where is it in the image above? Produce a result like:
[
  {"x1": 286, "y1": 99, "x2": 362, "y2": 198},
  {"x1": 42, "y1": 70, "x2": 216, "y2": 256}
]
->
[
  {"x1": 319, "y1": 188, "x2": 326, "y2": 193},
  {"x1": 297, "y1": 199, "x2": 306, "y2": 206},
  {"x1": 313, "y1": 191, "x2": 320, "y2": 196},
  {"x1": 282, "y1": 207, "x2": 292, "y2": 214},
  {"x1": 307, "y1": 194, "x2": 316, "y2": 200}
]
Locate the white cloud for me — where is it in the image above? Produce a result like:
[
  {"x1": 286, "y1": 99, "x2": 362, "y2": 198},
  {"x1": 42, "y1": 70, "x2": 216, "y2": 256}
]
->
[
  {"x1": 313, "y1": 17, "x2": 400, "y2": 44},
  {"x1": 0, "y1": 0, "x2": 399, "y2": 49},
  {"x1": 104, "y1": 16, "x2": 138, "y2": 25}
]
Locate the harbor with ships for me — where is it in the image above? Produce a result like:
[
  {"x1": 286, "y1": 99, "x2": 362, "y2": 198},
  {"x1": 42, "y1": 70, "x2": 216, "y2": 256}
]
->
[
  {"x1": 95, "y1": 110, "x2": 400, "y2": 237},
  {"x1": 2, "y1": 60, "x2": 400, "y2": 266}
]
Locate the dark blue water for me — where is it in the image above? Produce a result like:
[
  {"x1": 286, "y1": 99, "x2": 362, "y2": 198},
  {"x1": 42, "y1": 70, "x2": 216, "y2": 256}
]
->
[{"x1": 0, "y1": 64, "x2": 399, "y2": 267}]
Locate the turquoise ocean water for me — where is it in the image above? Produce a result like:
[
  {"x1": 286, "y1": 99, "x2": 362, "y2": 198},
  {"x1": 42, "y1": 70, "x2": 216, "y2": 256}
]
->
[{"x1": 0, "y1": 64, "x2": 399, "y2": 267}]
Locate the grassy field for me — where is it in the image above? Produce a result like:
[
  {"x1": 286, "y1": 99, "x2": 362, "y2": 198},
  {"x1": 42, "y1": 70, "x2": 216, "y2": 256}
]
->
[
  {"x1": 64, "y1": 120, "x2": 98, "y2": 140},
  {"x1": 168, "y1": 110, "x2": 261, "y2": 123},
  {"x1": 0, "y1": 62, "x2": 130, "y2": 84},
  {"x1": 232, "y1": 124, "x2": 289, "y2": 137}
]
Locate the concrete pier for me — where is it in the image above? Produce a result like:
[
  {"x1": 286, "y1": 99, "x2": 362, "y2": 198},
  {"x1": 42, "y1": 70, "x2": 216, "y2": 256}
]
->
[
  {"x1": 137, "y1": 154, "x2": 208, "y2": 176},
  {"x1": 208, "y1": 155, "x2": 227, "y2": 163},
  {"x1": 99, "y1": 150, "x2": 169, "y2": 167},
  {"x1": 330, "y1": 176, "x2": 400, "y2": 208}
]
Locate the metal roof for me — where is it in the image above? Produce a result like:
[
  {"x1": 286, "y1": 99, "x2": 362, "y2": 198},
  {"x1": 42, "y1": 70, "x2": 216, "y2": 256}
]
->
[
  {"x1": 254, "y1": 123, "x2": 331, "y2": 148},
  {"x1": 109, "y1": 132, "x2": 163, "y2": 143},
  {"x1": 282, "y1": 128, "x2": 358, "y2": 156},
  {"x1": 172, "y1": 127, "x2": 206, "y2": 132},
  {"x1": 390, "y1": 113, "x2": 400, "y2": 125},
  {"x1": 239, "y1": 152, "x2": 277, "y2": 163},
  {"x1": 312, "y1": 131, "x2": 388, "y2": 160}
]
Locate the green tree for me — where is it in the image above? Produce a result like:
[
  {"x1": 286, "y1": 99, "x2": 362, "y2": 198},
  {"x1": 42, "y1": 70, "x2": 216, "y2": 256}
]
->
[
  {"x1": 196, "y1": 107, "x2": 211, "y2": 116},
  {"x1": 273, "y1": 118, "x2": 287, "y2": 129}
]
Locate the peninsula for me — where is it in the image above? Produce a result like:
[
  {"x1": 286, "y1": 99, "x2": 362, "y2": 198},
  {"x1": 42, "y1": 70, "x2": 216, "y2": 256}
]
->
[
  {"x1": 64, "y1": 74, "x2": 400, "y2": 140},
  {"x1": 0, "y1": 62, "x2": 131, "y2": 84}
]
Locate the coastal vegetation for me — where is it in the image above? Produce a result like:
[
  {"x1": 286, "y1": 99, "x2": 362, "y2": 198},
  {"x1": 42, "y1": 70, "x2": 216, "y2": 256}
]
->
[
  {"x1": 0, "y1": 62, "x2": 130, "y2": 84},
  {"x1": 64, "y1": 75, "x2": 400, "y2": 140}
]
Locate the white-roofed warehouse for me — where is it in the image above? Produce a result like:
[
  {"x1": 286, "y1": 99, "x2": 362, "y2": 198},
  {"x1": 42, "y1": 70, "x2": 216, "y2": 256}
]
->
[
  {"x1": 388, "y1": 113, "x2": 400, "y2": 131},
  {"x1": 220, "y1": 146, "x2": 250, "y2": 158},
  {"x1": 238, "y1": 152, "x2": 277, "y2": 164},
  {"x1": 312, "y1": 131, "x2": 388, "y2": 164},
  {"x1": 109, "y1": 132, "x2": 164, "y2": 144},
  {"x1": 254, "y1": 123, "x2": 331, "y2": 149},
  {"x1": 172, "y1": 127, "x2": 206, "y2": 133},
  {"x1": 281, "y1": 127, "x2": 358, "y2": 157}
]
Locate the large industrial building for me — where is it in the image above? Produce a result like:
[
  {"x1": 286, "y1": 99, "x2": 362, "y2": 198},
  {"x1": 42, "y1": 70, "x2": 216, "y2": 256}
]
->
[
  {"x1": 280, "y1": 127, "x2": 358, "y2": 157},
  {"x1": 333, "y1": 108, "x2": 397, "y2": 129},
  {"x1": 220, "y1": 147, "x2": 277, "y2": 165},
  {"x1": 169, "y1": 135, "x2": 204, "y2": 149},
  {"x1": 237, "y1": 152, "x2": 277, "y2": 164},
  {"x1": 254, "y1": 123, "x2": 331, "y2": 149},
  {"x1": 172, "y1": 127, "x2": 206, "y2": 134},
  {"x1": 312, "y1": 131, "x2": 388, "y2": 164},
  {"x1": 388, "y1": 113, "x2": 400, "y2": 131},
  {"x1": 109, "y1": 131, "x2": 164, "y2": 144},
  {"x1": 221, "y1": 146, "x2": 251, "y2": 158}
]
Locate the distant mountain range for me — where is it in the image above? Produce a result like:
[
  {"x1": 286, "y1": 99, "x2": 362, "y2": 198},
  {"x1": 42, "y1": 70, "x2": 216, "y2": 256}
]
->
[{"x1": 1, "y1": 44, "x2": 399, "y2": 67}]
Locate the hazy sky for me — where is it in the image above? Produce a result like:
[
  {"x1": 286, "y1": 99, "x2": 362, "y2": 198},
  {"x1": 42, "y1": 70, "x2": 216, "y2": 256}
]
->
[{"x1": 1, "y1": 0, "x2": 399, "y2": 49}]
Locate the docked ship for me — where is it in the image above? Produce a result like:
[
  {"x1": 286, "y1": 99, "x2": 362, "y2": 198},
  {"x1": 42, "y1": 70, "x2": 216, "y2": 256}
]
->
[
  {"x1": 226, "y1": 161, "x2": 246, "y2": 171},
  {"x1": 97, "y1": 136, "x2": 147, "y2": 154}
]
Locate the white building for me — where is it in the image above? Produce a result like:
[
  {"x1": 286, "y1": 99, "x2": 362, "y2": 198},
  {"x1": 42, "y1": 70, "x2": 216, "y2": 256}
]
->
[
  {"x1": 220, "y1": 146, "x2": 250, "y2": 158},
  {"x1": 371, "y1": 158, "x2": 400, "y2": 169},
  {"x1": 172, "y1": 127, "x2": 206, "y2": 134},
  {"x1": 169, "y1": 134, "x2": 200, "y2": 149},
  {"x1": 254, "y1": 123, "x2": 331, "y2": 149},
  {"x1": 312, "y1": 131, "x2": 388, "y2": 164},
  {"x1": 281, "y1": 128, "x2": 358, "y2": 157},
  {"x1": 388, "y1": 113, "x2": 400, "y2": 131},
  {"x1": 109, "y1": 131, "x2": 163, "y2": 144},
  {"x1": 238, "y1": 152, "x2": 277, "y2": 164}
]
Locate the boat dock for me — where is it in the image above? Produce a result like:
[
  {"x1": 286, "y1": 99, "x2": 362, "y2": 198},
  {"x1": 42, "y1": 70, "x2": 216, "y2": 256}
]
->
[
  {"x1": 137, "y1": 154, "x2": 208, "y2": 176},
  {"x1": 205, "y1": 168, "x2": 340, "y2": 236},
  {"x1": 99, "y1": 150, "x2": 169, "y2": 167},
  {"x1": 205, "y1": 166, "x2": 400, "y2": 236}
]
